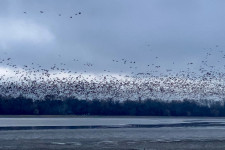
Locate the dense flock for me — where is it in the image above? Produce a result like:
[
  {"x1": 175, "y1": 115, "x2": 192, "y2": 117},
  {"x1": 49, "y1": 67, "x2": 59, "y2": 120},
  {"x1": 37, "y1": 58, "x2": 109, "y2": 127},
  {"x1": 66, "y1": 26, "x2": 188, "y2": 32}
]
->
[
  {"x1": 0, "y1": 10, "x2": 224, "y2": 101},
  {"x1": 0, "y1": 46, "x2": 225, "y2": 101}
]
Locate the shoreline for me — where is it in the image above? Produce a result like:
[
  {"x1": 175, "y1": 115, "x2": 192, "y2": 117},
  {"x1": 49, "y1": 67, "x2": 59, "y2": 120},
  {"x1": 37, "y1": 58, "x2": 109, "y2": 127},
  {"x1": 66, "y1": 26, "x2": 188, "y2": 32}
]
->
[{"x1": 0, "y1": 115, "x2": 224, "y2": 118}]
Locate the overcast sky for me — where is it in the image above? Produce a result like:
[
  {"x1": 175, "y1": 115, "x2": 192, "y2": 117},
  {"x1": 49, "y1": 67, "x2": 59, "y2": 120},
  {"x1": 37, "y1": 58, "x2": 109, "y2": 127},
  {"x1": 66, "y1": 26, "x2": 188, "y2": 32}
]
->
[{"x1": 0, "y1": 0, "x2": 225, "y2": 75}]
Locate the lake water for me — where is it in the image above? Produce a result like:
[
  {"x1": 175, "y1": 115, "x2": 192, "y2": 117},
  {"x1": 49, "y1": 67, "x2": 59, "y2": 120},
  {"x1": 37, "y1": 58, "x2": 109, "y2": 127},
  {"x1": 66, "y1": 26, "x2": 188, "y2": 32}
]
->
[
  {"x1": 0, "y1": 116, "x2": 225, "y2": 127},
  {"x1": 1, "y1": 117, "x2": 225, "y2": 150}
]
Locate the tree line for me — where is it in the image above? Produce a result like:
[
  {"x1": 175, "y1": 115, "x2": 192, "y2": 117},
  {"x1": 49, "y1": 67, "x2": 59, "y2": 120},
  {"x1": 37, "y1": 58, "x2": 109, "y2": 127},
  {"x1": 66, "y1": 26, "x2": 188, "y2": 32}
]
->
[{"x1": 0, "y1": 95, "x2": 225, "y2": 116}]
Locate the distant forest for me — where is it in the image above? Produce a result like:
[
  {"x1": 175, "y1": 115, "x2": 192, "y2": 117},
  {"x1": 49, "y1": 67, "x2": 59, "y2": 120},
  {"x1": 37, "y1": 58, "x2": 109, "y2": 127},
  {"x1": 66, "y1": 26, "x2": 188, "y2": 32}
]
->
[{"x1": 0, "y1": 95, "x2": 225, "y2": 116}]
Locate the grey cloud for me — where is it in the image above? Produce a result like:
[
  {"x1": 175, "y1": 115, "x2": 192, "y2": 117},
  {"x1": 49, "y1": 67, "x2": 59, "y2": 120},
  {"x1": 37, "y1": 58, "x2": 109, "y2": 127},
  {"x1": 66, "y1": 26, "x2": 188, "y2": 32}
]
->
[{"x1": 0, "y1": 0, "x2": 224, "y2": 73}]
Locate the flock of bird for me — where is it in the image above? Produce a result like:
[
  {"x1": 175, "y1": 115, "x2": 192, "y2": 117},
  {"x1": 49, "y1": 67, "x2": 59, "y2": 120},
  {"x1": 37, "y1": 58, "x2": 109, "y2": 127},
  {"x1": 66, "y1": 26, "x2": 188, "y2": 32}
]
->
[
  {"x1": 0, "y1": 45, "x2": 225, "y2": 101},
  {"x1": 23, "y1": 10, "x2": 82, "y2": 18},
  {"x1": 0, "y1": 10, "x2": 224, "y2": 101}
]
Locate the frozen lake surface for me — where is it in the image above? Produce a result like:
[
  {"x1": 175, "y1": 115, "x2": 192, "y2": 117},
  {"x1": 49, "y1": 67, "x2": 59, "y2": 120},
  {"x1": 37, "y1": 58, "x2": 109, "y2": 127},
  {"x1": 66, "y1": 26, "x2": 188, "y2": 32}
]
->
[{"x1": 1, "y1": 117, "x2": 225, "y2": 150}]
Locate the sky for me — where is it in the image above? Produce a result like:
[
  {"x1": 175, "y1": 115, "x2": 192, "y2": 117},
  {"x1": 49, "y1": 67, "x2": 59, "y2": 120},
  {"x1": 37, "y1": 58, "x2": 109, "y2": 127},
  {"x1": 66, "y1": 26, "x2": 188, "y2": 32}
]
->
[{"x1": 0, "y1": 0, "x2": 225, "y2": 75}]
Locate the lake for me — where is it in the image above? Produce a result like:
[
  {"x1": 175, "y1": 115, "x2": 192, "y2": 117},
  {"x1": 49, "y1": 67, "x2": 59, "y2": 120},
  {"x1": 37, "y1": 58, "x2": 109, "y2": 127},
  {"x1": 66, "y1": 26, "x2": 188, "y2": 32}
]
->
[{"x1": 0, "y1": 116, "x2": 225, "y2": 150}]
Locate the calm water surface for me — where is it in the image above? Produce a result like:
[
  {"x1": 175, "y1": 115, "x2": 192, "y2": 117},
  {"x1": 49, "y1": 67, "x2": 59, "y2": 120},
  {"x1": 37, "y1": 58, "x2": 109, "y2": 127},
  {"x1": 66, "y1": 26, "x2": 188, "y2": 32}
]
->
[
  {"x1": 0, "y1": 117, "x2": 225, "y2": 127},
  {"x1": 1, "y1": 117, "x2": 225, "y2": 150}
]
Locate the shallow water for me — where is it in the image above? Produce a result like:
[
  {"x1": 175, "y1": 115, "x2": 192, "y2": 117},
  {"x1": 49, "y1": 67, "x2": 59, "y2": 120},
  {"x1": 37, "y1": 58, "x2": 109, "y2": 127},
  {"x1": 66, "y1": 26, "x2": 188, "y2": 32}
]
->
[
  {"x1": 1, "y1": 117, "x2": 225, "y2": 150},
  {"x1": 0, "y1": 117, "x2": 225, "y2": 127}
]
